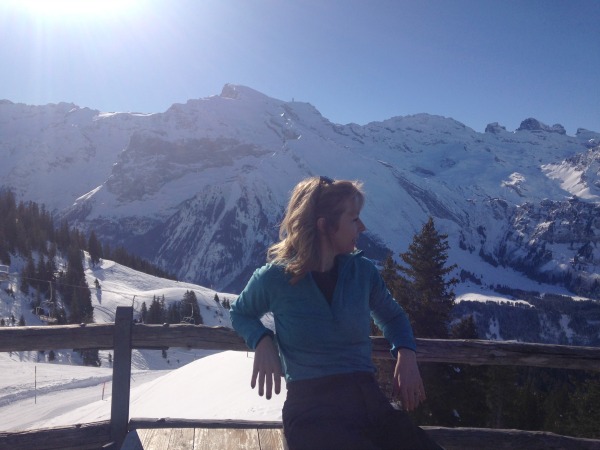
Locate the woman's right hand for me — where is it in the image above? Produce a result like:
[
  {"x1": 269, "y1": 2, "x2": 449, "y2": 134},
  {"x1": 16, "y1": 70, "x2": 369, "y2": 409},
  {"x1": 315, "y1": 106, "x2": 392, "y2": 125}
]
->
[{"x1": 251, "y1": 335, "x2": 283, "y2": 399}]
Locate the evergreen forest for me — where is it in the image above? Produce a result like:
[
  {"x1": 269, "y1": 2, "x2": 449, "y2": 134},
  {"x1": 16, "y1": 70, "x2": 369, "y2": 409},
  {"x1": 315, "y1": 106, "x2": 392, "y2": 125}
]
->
[
  {"x1": 375, "y1": 217, "x2": 600, "y2": 439},
  {"x1": 0, "y1": 189, "x2": 176, "y2": 365}
]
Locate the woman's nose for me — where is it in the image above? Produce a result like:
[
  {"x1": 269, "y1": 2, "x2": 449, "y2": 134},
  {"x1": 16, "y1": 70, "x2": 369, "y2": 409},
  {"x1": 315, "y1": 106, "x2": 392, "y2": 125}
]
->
[{"x1": 358, "y1": 219, "x2": 366, "y2": 232}]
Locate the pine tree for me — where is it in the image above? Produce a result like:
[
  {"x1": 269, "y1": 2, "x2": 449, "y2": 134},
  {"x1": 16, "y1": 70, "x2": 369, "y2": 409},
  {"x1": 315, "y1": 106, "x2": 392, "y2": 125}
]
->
[
  {"x1": 567, "y1": 372, "x2": 600, "y2": 438},
  {"x1": 147, "y1": 296, "x2": 165, "y2": 324},
  {"x1": 0, "y1": 227, "x2": 10, "y2": 265},
  {"x1": 167, "y1": 302, "x2": 181, "y2": 324},
  {"x1": 56, "y1": 220, "x2": 71, "y2": 253},
  {"x1": 378, "y1": 217, "x2": 460, "y2": 425},
  {"x1": 450, "y1": 315, "x2": 478, "y2": 340},
  {"x1": 45, "y1": 257, "x2": 57, "y2": 299},
  {"x1": 60, "y1": 246, "x2": 93, "y2": 324},
  {"x1": 20, "y1": 256, "x2": 36, "y2": 294},
  {"x1": 88, "y1": 231, "x2": 102, "y2": 267},
  {"x1": 80, "y1": 349, "x2": 101, "y2": 367},
  {"x1": 396, "y1": 217, "x2": 458, "y2": 339},
  {"x1": 140, "y1": 301, "x2": 148, "y2": 323},
  {"x1": 36, "y1": 255, "x2": 48, "y2": 295}
]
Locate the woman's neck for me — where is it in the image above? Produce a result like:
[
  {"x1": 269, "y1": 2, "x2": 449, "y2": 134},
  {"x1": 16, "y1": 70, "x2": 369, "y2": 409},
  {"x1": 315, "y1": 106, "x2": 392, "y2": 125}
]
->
[
  {"x1": 317, "y1": 221, "x2": 336, "y2": 272},
  {"x1": 317, "y1": 249, "x2": 336, "y2": 272}
]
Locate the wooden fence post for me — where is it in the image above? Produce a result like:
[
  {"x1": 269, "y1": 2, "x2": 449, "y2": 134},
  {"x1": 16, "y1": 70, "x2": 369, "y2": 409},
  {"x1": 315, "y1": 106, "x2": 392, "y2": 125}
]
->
[{"x1": 109, "y1": 306, "x2": 133, "y2": 448}]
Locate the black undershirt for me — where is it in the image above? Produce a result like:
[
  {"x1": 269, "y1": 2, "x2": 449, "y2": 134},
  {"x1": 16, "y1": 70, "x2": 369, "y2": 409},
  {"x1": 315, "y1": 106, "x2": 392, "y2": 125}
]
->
[{"x1": 311, "y1": 262, "x2": 338, "y2": 305}]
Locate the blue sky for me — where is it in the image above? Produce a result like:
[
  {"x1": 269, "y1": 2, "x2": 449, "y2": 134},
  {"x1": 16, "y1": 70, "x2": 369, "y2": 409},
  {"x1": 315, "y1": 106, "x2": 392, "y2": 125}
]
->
[{"x1": 1, "y1": 0, "x2": 599, "y2": 135}]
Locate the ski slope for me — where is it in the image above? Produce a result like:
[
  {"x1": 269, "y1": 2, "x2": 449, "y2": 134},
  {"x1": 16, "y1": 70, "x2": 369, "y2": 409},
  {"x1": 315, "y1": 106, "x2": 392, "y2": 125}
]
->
[{"x1": 0, "y1": 257, "x2": 283, "y2": 432}]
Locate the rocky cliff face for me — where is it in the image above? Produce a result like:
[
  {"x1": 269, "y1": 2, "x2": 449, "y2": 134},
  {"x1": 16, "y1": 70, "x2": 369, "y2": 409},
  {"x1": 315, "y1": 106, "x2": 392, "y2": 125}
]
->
[{"x1": 1, "y1": 86, "x2": 599, "y2": 298}]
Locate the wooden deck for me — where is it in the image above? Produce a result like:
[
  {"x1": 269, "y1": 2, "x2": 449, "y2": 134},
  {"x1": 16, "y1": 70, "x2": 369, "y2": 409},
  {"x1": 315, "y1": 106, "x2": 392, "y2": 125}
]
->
[
  {"x1": 119, "y1": 420, "x2": 600, "y2": 450},
  {"x1": 122, "y1": 428, "x2": 287, "y2": 450},
  {"x1": 3, "y1": 419, "x2": 600, "y2": 449},
  {"x1": 121, "y1": 419, "x2": 287, "y2": 450}
]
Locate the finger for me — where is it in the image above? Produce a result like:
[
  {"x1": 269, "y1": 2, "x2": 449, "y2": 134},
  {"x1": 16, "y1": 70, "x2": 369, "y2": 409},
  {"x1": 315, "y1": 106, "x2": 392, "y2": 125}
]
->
[
  {"x1": 415, "y1": 386, "x2": 426, "y2": 408},
  {"x1": 406, "y1": 394, "x2": 415, "y2": 411},
  {"x1": 392, "y1": 373, "x2": 400, "y2": 396},
  {"x1": 265, "y1": 373, "x2": 273, "y2": 400},
  {"x1": 413, "y1": 391, "x2": 421, "y2": 410},
  {"x1": 258, "y1": 371, "x2": 265, "y2": 397},
  {"x1": 251, "y1": 362, "x2": 259, "y2": 389},
  {"x1": 274, "y1": 373, "x2": 282, "y2": 395},
  {"x1": 401, "y1": 388, "x2": 411, "y2": 411},
  {"x1": 406, "y1": 388, "x2": 419, "y2": 411}
]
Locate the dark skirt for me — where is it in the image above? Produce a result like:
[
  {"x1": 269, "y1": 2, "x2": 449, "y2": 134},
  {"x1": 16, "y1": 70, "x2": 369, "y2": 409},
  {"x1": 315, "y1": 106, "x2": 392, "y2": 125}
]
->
[{"x1": 282, "y1": 372, "x2": 443, "y2": 450}]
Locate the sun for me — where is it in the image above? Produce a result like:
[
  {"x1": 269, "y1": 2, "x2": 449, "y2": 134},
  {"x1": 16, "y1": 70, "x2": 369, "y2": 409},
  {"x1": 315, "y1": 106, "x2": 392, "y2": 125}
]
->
[{"x1": 16, "y1": 0, "x2": 140, "y2": 18}]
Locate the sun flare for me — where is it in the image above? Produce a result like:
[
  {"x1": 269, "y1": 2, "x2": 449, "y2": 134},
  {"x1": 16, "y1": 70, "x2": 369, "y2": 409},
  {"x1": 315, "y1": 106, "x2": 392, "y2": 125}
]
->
[{"x1": 16, "y1": 0, "x2": 140, "y2": 18}]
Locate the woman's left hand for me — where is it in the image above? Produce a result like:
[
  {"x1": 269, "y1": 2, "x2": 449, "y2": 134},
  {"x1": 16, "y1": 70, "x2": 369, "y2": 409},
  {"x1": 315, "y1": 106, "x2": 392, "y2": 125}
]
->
[{"x1": 393, "y1": 348, "x2": 426, "y2": 411}]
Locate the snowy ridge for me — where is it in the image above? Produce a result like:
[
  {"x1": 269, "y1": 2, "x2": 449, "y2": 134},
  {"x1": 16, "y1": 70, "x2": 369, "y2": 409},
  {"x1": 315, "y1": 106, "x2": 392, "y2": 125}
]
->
[{"x1": 1, "y1": 85, "x2": 600, "y2": 294}]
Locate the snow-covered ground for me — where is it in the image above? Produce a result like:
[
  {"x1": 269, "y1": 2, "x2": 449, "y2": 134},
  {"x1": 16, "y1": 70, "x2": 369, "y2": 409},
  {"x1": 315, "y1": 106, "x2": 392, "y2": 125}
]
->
[
  {"x1": 0, "y1": 257, "x2": 284, "y2": 432},
  {"x1": 0, "y1": 350, "x2": 285, "y2": 432}
]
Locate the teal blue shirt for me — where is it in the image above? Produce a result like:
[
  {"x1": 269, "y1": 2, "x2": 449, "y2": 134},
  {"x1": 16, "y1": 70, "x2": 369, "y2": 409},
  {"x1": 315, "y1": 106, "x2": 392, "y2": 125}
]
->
[{"x1": 230, "y1": 251, "x2": 416, "y2": 383}]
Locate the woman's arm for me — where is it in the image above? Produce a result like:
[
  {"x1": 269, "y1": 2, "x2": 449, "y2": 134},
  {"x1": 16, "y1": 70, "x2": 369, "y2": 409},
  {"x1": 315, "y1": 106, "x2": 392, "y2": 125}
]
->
[
  {"x1": 251, "y1": 334, "x2": 283, "y2": 399},
  {"x1": 394, "y1": 348, "x2": 426, "y2": 411},
  {"x1": 368, "y1": 264, "x2": 416, "y2": 353},
  {"x1": 230, "y1": 266, "x2": 275, "y2": 349},
  {"x1": 230, "y1": 265, "x2": 283, "y2": 398},
  {"x1": 368, "y1": 261, "x2": 424, "y2": 410}
]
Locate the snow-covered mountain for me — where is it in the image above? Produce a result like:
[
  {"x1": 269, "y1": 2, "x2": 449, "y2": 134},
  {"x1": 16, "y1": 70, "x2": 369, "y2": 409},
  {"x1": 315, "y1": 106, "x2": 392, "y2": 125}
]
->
[{"x1": 1, "y1": 85, "x2": 599, "y2": 298}]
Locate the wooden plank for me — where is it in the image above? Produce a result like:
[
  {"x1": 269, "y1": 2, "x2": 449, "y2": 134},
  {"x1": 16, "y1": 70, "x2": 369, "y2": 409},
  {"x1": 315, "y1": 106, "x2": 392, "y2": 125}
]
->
[
  {"x1": 138, "y1": 428, "x2": 174, "y2": 450},
  {"x1": 132, "y1": 428, "x2": 285, "y2": 450},
  {"x1": 0, "y1": 323, "x2": 248, "y2": 352},
  {"x1": 0, "y1": 323, "x2": 114, "y2": 352},
  {"x1": 131, "y1": 323, "x2": 248, "y2": 351},
  {"x1": 3, "y1": 322, "x2": 600, "y2": 372},
  {"x1": 194, "y1": 428, "x2": 260, "y2": 450},
  {"x1": 129, "y1": 418, "x2": 283, "y2": 430},
  {"x1": 0, "y1": 421, "x2": 111, "y2": 450},
  {"x1": 258, "y1": 428, "x2": 288, "y2": 450},
  {"x1": 372, "y1": 337, "x2": 600, "y2": 372},
  {"x1": 170, "y1": 427, "x2": 196, "y2": 449},
  {"x1": 110, "y1": 306, "x2": 133, "y2": 448}
]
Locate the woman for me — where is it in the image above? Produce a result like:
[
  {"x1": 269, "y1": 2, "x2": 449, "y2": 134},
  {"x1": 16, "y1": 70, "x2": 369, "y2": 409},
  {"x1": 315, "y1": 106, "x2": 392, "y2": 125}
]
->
[{"x1": 230, "y1": 176, "x2": 443, "y2": 450}]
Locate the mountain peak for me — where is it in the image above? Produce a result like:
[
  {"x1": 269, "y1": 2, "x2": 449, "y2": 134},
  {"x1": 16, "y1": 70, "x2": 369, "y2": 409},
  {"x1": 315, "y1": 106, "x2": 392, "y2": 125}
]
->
[
  {"x1": 485, "y1": 122, "x2": 507, "y2": 134},
  {"x1": 220, "y1": 84, "x2": 271, "y2": 102},
  {"x1": 517, "y1": 118, "x2": 566, "y2": 135}
]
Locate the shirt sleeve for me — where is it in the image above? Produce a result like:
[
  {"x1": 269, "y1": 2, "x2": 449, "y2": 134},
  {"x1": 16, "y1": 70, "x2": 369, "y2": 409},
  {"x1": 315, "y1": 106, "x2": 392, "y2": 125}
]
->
[
  {"x1": 230, "y1": 265, "x2": 275, "y2": 350},
  {"x1": 368, "y1": 263, "x2": 417, "y2": 356}
]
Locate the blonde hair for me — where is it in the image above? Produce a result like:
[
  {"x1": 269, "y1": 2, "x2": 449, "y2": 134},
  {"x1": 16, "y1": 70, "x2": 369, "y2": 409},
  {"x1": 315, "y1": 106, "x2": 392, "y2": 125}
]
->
[{"x1": 268, "y1": 176, "x2": 364, "y2": 283}]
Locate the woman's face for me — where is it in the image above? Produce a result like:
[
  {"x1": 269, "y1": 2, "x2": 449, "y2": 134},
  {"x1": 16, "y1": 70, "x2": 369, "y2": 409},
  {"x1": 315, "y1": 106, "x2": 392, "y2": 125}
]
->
[{"x1": 329, "y1": 197, "x2": 366, "y2": 255}]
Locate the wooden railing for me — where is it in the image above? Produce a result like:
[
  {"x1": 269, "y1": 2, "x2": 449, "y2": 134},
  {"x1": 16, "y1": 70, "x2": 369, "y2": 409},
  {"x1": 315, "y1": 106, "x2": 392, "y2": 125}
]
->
[{"x1": 1, "y1": 306, "x2": 600, "y2": 449}]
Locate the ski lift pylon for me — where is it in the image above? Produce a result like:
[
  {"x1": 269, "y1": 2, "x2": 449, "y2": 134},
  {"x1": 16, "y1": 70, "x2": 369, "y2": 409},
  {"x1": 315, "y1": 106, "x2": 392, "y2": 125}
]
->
[{"x1": 181, "y1": 305, "x2": 195, "y2": 325}]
